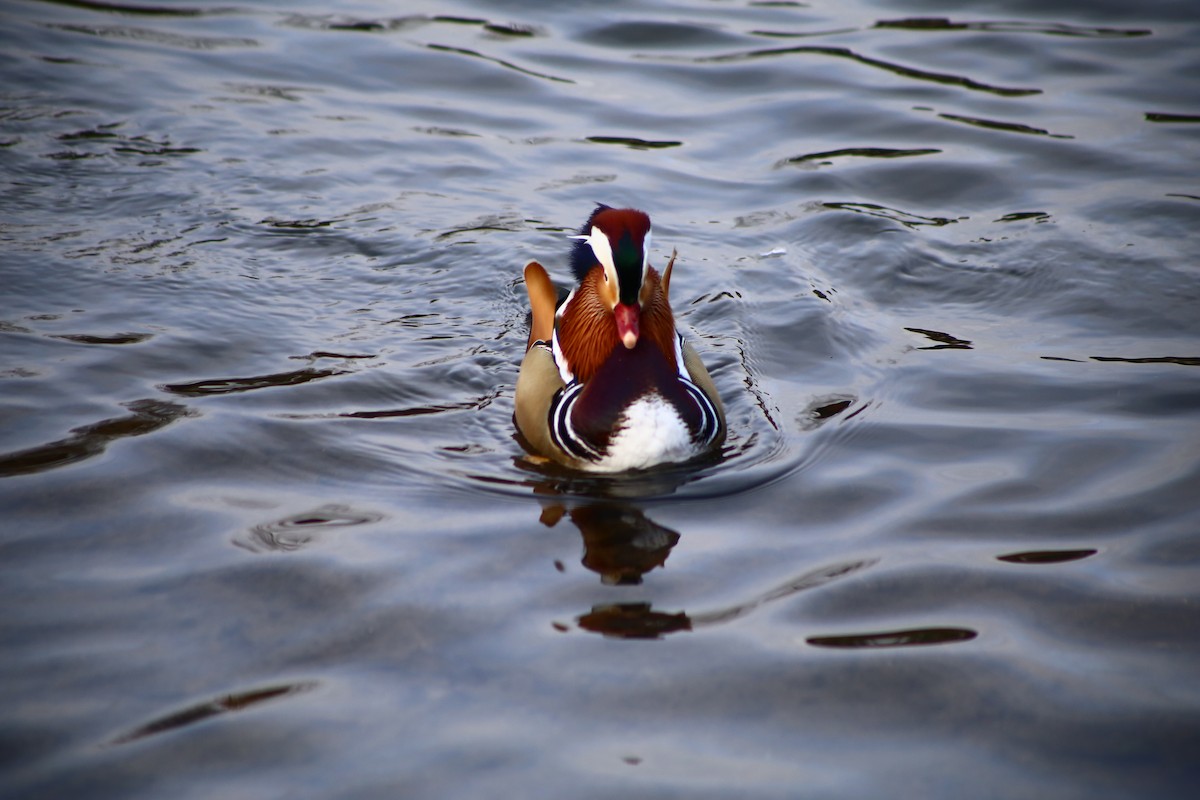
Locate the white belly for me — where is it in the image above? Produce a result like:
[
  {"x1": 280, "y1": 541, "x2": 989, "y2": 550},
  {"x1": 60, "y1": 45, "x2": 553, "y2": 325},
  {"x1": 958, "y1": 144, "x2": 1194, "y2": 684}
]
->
[{"x1": 589, "y1": 394, "x2": 698, "y2": 472}]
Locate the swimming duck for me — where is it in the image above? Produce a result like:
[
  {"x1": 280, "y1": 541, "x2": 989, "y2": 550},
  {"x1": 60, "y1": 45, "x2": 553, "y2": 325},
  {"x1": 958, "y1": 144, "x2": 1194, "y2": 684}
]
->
[{"x1": 515, "y1": 204, "x2": 725, "y2": 472}]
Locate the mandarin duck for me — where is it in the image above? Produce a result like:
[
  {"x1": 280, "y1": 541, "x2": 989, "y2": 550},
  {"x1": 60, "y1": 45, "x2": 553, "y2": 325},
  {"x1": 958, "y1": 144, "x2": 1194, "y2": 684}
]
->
[{"x1": 515, "y1": 205, "x2": 725, "y2": 472}]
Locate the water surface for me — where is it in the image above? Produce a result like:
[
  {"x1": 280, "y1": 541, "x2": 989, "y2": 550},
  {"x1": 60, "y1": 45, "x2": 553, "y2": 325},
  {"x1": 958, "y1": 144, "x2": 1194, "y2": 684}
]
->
[{"x1": 2, "y1": 0, "x2": 1199, "y2": 797}]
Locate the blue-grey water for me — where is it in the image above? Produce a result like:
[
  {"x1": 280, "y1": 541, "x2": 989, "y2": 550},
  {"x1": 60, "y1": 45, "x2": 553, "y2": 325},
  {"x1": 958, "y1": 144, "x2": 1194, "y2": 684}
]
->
[{"x1": 2, "y1": 0, "x2": 1199, "y2": 797}]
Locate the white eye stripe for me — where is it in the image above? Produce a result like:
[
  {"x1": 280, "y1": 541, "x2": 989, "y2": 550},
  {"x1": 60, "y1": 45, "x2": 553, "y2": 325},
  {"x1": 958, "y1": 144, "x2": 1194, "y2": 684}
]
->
[
  {"x1": 642, "y1": 230, "x2": 652, "y2": 281},
  {"x1": 571, "y1": 226, "x2": 617, "y2": 287},
  {"x1": 572, "y1": 224, "x2": 652, "y2": 292},
  {"x1": 588, "y1": 226, "x2": 616, "y2": 275}
]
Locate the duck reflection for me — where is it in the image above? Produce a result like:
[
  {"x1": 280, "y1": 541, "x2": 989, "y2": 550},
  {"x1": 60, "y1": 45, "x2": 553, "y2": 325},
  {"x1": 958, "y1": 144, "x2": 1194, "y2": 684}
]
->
[
  {"x1": 537, "y1": 499, "x2": 696, "y2": 638},
  {"x1": 563, "y1": 550, "x2": 884, "y2": 640},
  {"x1": 578, "y1": 603, "x2": 691, "y2": 639},
  {"x1": 530, "y1": 483, "x2": 888, "y2": 640},
  {"x1": 516, "y1": 456, "x2": 958, "y2": 644},
  {"x1": 537, "y1": 501, "x2": 680, "y2": 586},
  {"x1": 519, "y1": 456, "x2": 702, "y2": 636}
]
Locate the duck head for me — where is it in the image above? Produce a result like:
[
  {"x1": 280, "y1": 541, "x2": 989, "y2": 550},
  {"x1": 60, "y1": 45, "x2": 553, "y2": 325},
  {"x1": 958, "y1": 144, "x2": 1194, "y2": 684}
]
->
[{"x1": 570, "y1": 204, "x2": 653, "y2": 350}]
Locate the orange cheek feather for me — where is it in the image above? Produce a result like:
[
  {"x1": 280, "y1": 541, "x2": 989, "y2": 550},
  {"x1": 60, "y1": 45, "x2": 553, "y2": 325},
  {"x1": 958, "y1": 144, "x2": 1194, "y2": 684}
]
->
[{"x1": 557, "y1": 265, "x2": 678, "y2": 383}]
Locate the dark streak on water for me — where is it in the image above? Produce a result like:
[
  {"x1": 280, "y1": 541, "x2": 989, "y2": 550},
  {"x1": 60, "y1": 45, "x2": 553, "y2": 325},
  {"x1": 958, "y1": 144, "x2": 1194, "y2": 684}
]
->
[
  {"x1": 111, "y1": 681, "x2": 319, "y2": 745},
  {"x1": 806, "y1": 626, "x2": 978, "y2": 649},
  {"x1": 2, "y1": 0, "x2": 1199, "y2": 798}
]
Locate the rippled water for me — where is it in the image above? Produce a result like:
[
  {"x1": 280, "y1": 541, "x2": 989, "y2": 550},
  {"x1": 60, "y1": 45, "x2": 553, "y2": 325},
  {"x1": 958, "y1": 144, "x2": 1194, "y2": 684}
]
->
[{"x1": 3, "y1": 0, "x2": 1199, "y2": 796}]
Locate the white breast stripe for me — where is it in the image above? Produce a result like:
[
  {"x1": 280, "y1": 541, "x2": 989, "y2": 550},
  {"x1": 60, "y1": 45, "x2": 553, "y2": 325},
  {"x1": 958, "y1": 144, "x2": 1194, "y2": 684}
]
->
[
  {"x1": 673, "y1": 332, "x2": 688, "y2": 379},
  {"x1": 682, "y1": 377, "x2": 721, "y2": 446},
  {"x1": 674, "y1": 333, "x2": 720, "y2": 445},
  {"x1": 550, "y1": 328, "x2": 574, "y2": 384},
  {"x1": 549, "y1": 382, "x2": 602, "y2": 462}
]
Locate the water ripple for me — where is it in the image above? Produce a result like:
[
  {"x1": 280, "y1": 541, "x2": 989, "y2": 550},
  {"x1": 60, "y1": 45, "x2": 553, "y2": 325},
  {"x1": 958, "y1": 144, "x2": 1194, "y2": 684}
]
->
[
  {"x1": 161, "y1": 368, "x2": 347, "y2": 397},
  {"x1": 42, "y1": 0, "x2": 232, "y2": 17},
  {"x1": 48, "y1": 23, "x2": 257, "y2": 50},
  {"x1": 1090, "y1": 355, "x2": 1200, "y2": 367},
  {"x1": 586, "y1": 135, "x2": 683, "y2": 150},
  {"x1": 807, "y1": 627, "x2": 978, "y2": 649},
  {"x1": 873, "y1": 17, "x2": 1152, "y2": 38},
  {"x1": 937, "y1": 112, "x2": 1074, "y2": 139},
  {"x1": 822, "y1": 201, "x2": 960, "y2": 228},
  {"x1": 52, "y1": 331, "x2": 153, "y2": 345},
  {"x1": 779, "y1": 147, "x2": 941, "y2": 168},
  {"x1": 111, "y1": 682, "x2": 318, "y2": 745},
  {"x1": 577, "y1": 557, "x2": 880, "y2": 639},
  {"x1": 284, "y1": 390, "x2": 502, "y2": 421},
  {"x1": 998, "y1": 548, "x2": 1099, "y2": 564},
  {"x1": 425, "y1": 43, "x2": 574, "y2": 84},
  {"x1": 696, "y1": 45, "x2": 1041, "y2": 96},
  {"x1": 3, "y1": 0, "x2": 1199, "y2": 795},
  {"x1": 0, "y1": 399, "x2": 194, "y2": 477},
  {"x1": 904, "y1": 327, "x2": 973, "y2": 350},
  {"x1": 236, "y1": 504, "x2": 383, "y2": 553}
]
